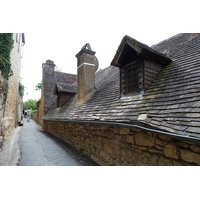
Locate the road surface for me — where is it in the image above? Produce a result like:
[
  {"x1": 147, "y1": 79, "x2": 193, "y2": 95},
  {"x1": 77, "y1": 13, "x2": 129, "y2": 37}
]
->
[{"x1": 18, "y1": 120, "x2": 99, "y2": 166}]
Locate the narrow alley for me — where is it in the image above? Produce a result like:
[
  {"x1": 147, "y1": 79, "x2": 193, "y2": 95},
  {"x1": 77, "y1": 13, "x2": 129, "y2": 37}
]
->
[{"x1": 18, "y1": 120, "x2": 99, "y2": 166}]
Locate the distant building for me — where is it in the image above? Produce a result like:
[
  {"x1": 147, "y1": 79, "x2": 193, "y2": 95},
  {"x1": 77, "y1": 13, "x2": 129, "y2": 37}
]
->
[
  {"x1": 0, "y1": 33, "x2": 25, "y2": 146},
  {"x1": 37, "y1": 34, "x2": 200, "y2": 165},
  {"x1": 34, "y1": 60, "x2": 77, "y2": 127}
]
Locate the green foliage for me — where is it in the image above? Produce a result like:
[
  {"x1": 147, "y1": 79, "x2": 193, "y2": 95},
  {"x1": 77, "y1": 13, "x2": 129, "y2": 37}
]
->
[
  {"x1": 35, "y1": 82, "x2": 42, "y2": 91},
  {"x1": 19, "y1": 80, "x2": 25, "y2": 97},
  {"x1": 0, "y1": 33, "x2": 14, "y2": 80},
  {"x1": 23, "y1": 99, "x2": 37, "y2": 111},
  {"x1": 0, "y1": 33, "x2": 14, "y2": 101},
  {"x1": 55, "y1": 66, "x2": 62, "y2": 72}
]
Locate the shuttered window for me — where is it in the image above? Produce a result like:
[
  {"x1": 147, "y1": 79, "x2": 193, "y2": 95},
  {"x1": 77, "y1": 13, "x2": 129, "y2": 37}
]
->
[{"x1": 121, "y1": 62, "x2": 142, "y2": 95}]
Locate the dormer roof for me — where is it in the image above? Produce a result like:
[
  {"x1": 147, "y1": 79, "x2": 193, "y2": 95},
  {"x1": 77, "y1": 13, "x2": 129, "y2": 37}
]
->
[
  {"x1": 54, "y1": 82, "x2": 77, "y2": 95},
  {"x1": 111, "y1": 35, "x2": 172, "y2": 67}
]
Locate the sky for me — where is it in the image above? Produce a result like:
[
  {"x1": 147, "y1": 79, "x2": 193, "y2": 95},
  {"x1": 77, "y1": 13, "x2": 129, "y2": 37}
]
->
[{"x1": 12, "y1": 0, "x2": 199, "y2": 101}]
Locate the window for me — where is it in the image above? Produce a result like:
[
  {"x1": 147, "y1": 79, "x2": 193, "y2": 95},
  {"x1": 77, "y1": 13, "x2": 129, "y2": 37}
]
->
[{"x1": 121, "y1": 62, "x2": 143, "y2": 95}]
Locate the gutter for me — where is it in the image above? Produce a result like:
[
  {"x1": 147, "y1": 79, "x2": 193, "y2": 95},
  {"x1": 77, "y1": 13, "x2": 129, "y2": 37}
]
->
[{"x1": 42, "y1": 118, "x2": 200, "y2": 145}]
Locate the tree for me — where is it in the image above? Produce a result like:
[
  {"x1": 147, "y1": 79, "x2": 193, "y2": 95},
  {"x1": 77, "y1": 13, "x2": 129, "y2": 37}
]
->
[
  {"x1": 35, "y1": 82, "x2": 42, "y2": 91},
  {"x1": 23, "y1": 99, "x2": 37, "y2": 111}
]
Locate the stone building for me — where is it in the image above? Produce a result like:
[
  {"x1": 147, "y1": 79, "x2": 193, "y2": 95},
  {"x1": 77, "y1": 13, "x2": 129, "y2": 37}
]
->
[
  {"x1": 37, "y1": 33, "x2": 200, "y2": 165},
  {"x1": 34, "y1": 60, "x2": 77, "y2": 126},
  {"x1": 0, "y1": 33, "x2": 25, "y2": 146}
]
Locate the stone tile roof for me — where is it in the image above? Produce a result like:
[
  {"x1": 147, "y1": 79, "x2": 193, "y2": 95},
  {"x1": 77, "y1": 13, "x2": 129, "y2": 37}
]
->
[
  {"x1": 43, "y1": 33, "x2": 200, "y2": 138},
  {"x1": 54, "y1": 82, "x2": 77, "y2": 94},
  {"x1": 55, "y1": 71, "x2": 77, "y2": 84}
]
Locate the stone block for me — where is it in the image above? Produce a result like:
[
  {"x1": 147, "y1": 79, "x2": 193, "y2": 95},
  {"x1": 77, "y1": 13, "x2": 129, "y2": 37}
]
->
[
  {"x1": 148, "y1": 148, "x2": 163, "y2": 155},
  {"x1": 190, "y1": 145, "x2": 200, "y2": 153},
  {"x1": 158, "y1": 156, "x2": 174, "y2": 166},
  {"x1": 164, "y1": 144, "x2": 179, "y2": 159},
  {"x1": 155, "y1": 144, "x2": 165, "y2": 150},
  {"x1": 125, "y1": 135, "x2": 134, "y2": 144},
  {"x1": 180, "y1": 149, "x2": 200, "y2": 165},
  {"x1": 121, "y1": 148, "x2": 127, "y2": 157},
  {"x1": 119, "y1": 127, "x2": 130, "y2": 135},
  {"x1": 100, "y1": 150, "x2": 111, "y2": 163},
  {"x1": 156, "y1": 139, "x2": 167, "y2": 146},
  {"x1": 138, "y1": 146, "x2": 148, "y2": 151},
  {"x1": 135, "y1": 132, "x2": 155, "y2": 147},
  {"x1": 100, "y1": 126, "x2": 109, "y2": 131},
  {"x1": 93, "y1": 140, "x2": 102, "y2": 149},
  {"x1": 103, "y1": 131, "x2": 115, "y2": 139},
  {"x1": 85, "y1": 138, "x2": 92, "y2": 145},
  {"x1": 173, "y1": 160, "x2": 185, "y2": 166},
  {"x1": 158, "y1": 134, "x2": 171, "y2": 141},
  {"x1": 113, "y1": 145, "x2": 121, "y2": 155},
  {"x1": 175, "y1": 141, "x2": 189, "y2": 148},
  {"x1": 103, "y1": 143, "x2": 113, "y2": 154}
]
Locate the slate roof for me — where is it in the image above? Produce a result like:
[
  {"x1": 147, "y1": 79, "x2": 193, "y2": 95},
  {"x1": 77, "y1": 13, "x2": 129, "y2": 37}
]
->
[{"x1": 43, "y1": 33, "x2": 200, "y2": 139}]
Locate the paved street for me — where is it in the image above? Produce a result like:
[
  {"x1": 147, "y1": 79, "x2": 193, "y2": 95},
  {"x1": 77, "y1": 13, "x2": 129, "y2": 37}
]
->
[{"x1": 18, "y1": 120, "x2": 99, "y2": 166}]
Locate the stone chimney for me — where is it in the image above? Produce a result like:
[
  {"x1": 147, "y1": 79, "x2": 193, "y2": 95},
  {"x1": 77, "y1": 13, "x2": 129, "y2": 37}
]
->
[
  {"x1": 75, "y1": 44, "x2": 98, "y2": 105},
  {"x1": 42, "y1": 60, "x2": 56, "y2": 114}
]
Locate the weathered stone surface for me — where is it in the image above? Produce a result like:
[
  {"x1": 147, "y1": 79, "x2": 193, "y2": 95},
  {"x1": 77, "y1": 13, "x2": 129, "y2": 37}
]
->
[
  {"x1": 148, "y1": 148, "x2": 163, "y2": 155},
  {"x1": 85, "y1": 138, "x2": 92, "y2": 145},
  {"x1": 158, "y1": 135, "x2": 171, "y2": 141},
  {"x1": 138, "y1": 146, "x2": 148, "y2": 151},
  {"x1": 158, "y1": 157, "x2": 174, "y2": 166},
  {"x1": 156, "y1": 139, "x2": 167, "y2": 146},
  {"x1": 155, "y1": 144, "x2": 165, "y2": 150},
  {"x1": 113, "y1": 127, "x2": 119, "y2": 134},
  {"x1": 121, "y1": 148, "x2": 127, "y2": 157},
  {"x1": 135, "y1": 132, "x2": 155, "y2": 147},
  {"x1": 190, "y1": 145, "x2": 200, "y2": 153},
  {"x1": 181, "y1": 149, "x2": 200, "y2": 165},
  {"x1": 100, "y1": 150, "x2": 111, "y2": 163},
  {"x1": 176, "y1": 141, "x2": 190, "y2": 148},
  {"x1": 173, "y1": 160, "x2": 185, "y2": 166},
  {"x1": 119, "y1": 127, "x2": 130, "y2": 135},
  {"x1": 93, "y1": 139, "x2": 102, "y2": 149},
  {"x1": 103, "y1": 143, "x2": 113, "y2": 154},
  {"x1": 164, "y1": 144, "x2": 179, "y2": 159},
  {"x1": 125, "y1": 135, "x2": 134, "y2": 144}
]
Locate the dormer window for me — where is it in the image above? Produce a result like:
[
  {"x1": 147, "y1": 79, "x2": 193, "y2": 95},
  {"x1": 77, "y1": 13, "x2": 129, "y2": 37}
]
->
[
  {"x1": 121, "y1": 61, "x2": 142, "y2": 95},
  {"x1": 111, "y1": 35, "x2": 172, "y2": 97},
  {"x1": 54, "y1": 82, "x2": 77, "y2": 108}
]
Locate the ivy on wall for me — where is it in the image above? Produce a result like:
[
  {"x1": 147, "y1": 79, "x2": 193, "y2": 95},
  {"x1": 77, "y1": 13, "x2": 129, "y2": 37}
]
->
[
  {"x1": 0, "y1": 33, "x2": 14, "y2": 101},
  {"x1": 19, "y1": 80, "x2": 25, "y2": 97}
]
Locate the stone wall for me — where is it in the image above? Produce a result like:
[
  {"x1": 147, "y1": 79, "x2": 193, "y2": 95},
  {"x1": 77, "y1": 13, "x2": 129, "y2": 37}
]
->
[
  {"x1": 42, "y1": 120, "x2": 200, "y2": 166},
  {"x1": 0, "y1": 74, "x2": 5, "y2": 147},
  {"x1": 3, "y1": 33, "x2": 23, "y2": 137}
]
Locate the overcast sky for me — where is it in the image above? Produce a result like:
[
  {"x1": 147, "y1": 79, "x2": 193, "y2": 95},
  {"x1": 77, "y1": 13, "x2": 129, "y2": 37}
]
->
[{"x1": 6, "y1": 0, "x2": 198, "y2": 102}]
